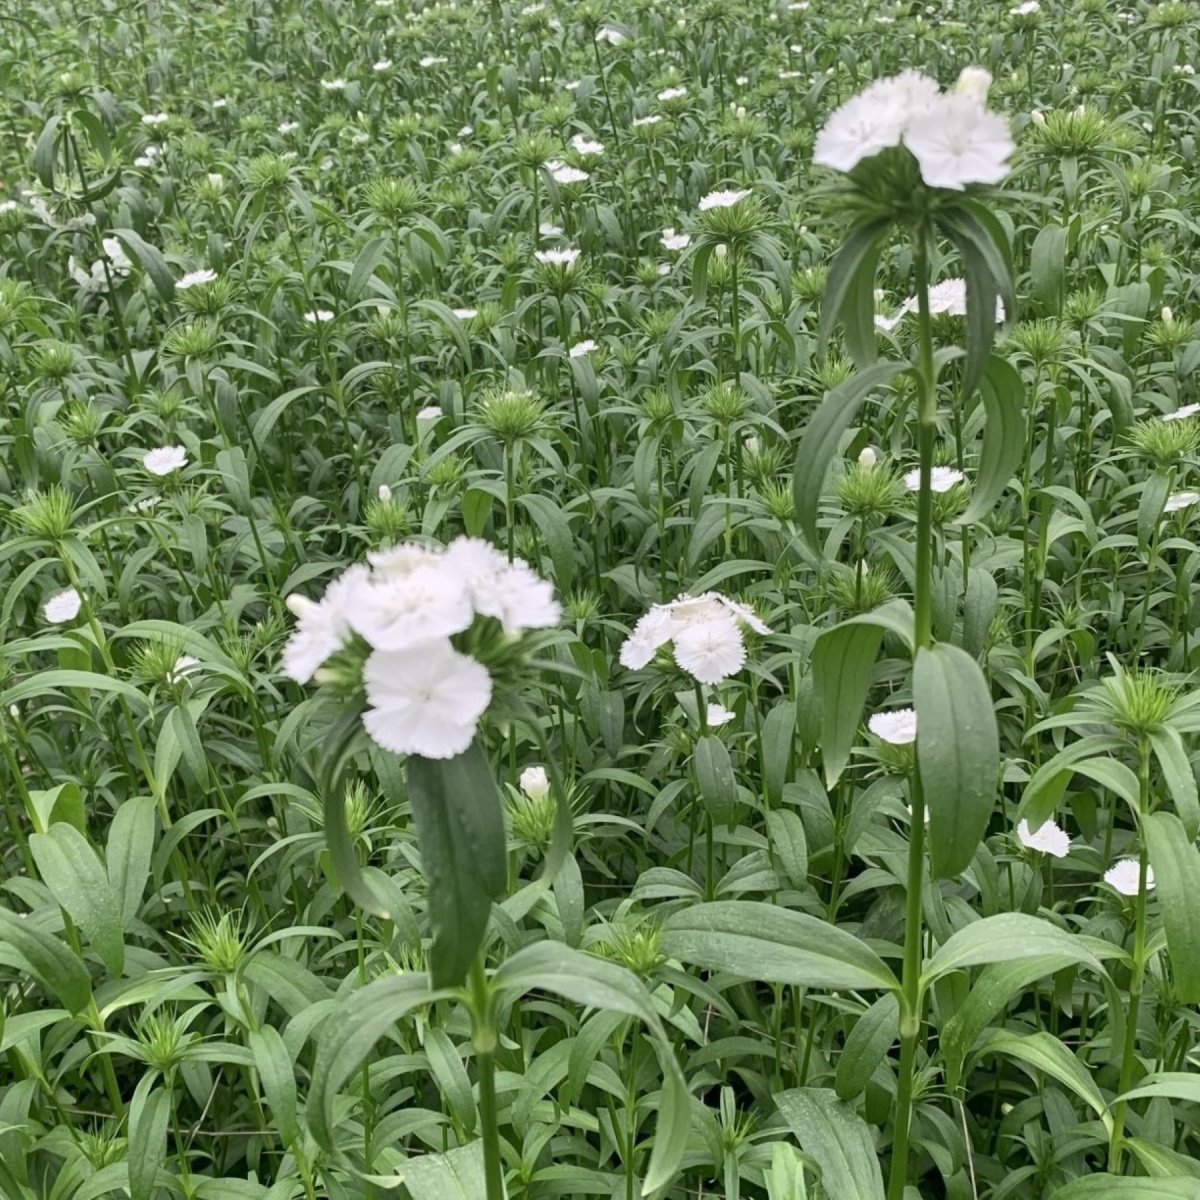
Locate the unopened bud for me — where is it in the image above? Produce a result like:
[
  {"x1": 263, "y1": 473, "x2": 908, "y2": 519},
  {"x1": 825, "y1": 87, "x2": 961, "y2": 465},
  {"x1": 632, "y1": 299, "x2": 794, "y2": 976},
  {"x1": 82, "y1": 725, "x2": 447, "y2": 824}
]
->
[
  {"x1": 1162, "y1": 306, "x2": 1174, "y2": 324},
  {"x1": 378, "y1": 484, "x2": 393, "y2": 502},
  {"x1": 1030, "y1": 109, "x2": 1046, "y2": 126},
  {"x1": 744, "y1": 436, "x2": 760, "y2": 455},
  {"x1": 735, "y1": 105, "x2": 746, "y2": 119},
  {"x1": 954, "y1": 66, "x2": 992, "y2": 103},
  {"x1": 715, "y1": 243, "x2": 728, "y2": 259},
  {"x1": 858, "y1": 446, "x2": 878, "y2": 470},
  {"x1": 519, "y1": 765, "x2": 550, "y2": 801}
]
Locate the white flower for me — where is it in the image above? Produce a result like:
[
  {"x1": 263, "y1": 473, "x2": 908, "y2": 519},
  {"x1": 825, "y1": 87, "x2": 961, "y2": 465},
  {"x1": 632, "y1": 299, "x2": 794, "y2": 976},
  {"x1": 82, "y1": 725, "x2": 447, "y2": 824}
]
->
[
  {"x1": 858, "y1": 446, "x2": 878, "y2": 470},
  {"x1": 549, "y1": 163, "x2": 589, "y2": 185},
  {"x1": 706, "y1": 704, "x2": 736, "y2": 727},
  {"x1": 419, "y1": 55, "x2": 447, "y2": 68},
  {"x1": 212, "y1": 98, "x2": 228, "y2": 109},
  {"x1": 780, "y1": 70, "x2": 803, "y2": 80},
  {"x1": 570, "y1": 133, "x2": 604, "y2": 155},
  {"x1": 596, "y1": 27, "x2": 625, "y2": 44},
  {"x1": 167, "y1": 655, "x2": 201, "y2": 685},
  {"x1": 0, "y1": 200, "x2": 16, "y2": 215},
  {"x1": 535, "y1": 247, "x2": 580, "y2": 265},
  {"x1": 661, "y1": 227, "x2": 691, "y2": 251},
  {"x1": 813, "y1": 81, "x2": 916, "y2": 172},
  {"x1": 278, "y1": 121, "x2": 300, "y2": 134},
  {"x1": 362, "y1": 641, "x2": 491, "y2": 759},
  {"x1": 141, "y1": 112, "x2": 169, "y2": 125},
  {"x1": 43, "y1": 588, "x2": 82, "y2": 624},
  {"x1": 451, "y1": 307, "x2": 478, "y2": 320},
  {"x1": 619, "y1": 607, "x2": 675, "y2": 669},
  {"x1": 470, "y1": 557, "x2": 562, "y2": 634},
  {"x1": 378, "y1": 484, "x2": 393, "y2": 502},
  {"x1": 1010, "y1": 0, "x2": 1039, "y2": 13},
  {"x1": 347, "y1": 564, "x2": 473, "y2": 651},
  {"x1": 539, "y1": 221, "x2": 564, "y2": 237},
  {"x1": 699, "y1": 188, "x2": 750, "y2": 211},
  {"x1": 303, "y1": 309, "x2": 334, "y2": 323},
  {"x1": 904, "y1": 465, "x2": 965, "y2": 492},
  {"x1": 656, "y1": 263, "x2": 671, "y2": 276},
  {"x1": 633, "y1": 114, "x2": 662, "y2": 127},
  {"x1": 282, "y1": 566, "x2": 370, "y2": 682},
  {"x1": 868, "y1": 708, "x2": 918, "y2": 744},
  {"x1": 1104, "y1": 859, "x2": 1153, "y2": 896},
  {"x1": 904, "y1": 93, "x2": 1014, "y2": 190},
  {"x1": 673, "y1": 618, "x2": 746, "y2": 684},
  {"x1": 374, "y1": 59, "x2": 393, "y2": 71},
  {"x1": 417, "y1": 405, "x2": 443, "y2": 422},
  {"x1": 520, "y1": 765, "x2": 550, "y2": 800},
  {"x1": 1163, "y1": 404, "x2": 1200, "y2": 422},
  {"x1": 1016, "y1": 817, "x2": 1071, "y2": 858},
  {"x1": 955, "y1": 66, "x2": 993, "y2": 104},
  {"x1": 143, "y1": 445, "x2": 188, "y2": 476},
  {"x1": 102, "y1": 237, "x2": 133, "y2": 274},
  {"x1": 658, "y1": 86, "x2": 688, "y2": 101},
  {"x1": 1165, "y1": 491, "x2": 1200, "y2": 514},
  {"x1": 177, "y1": 268, "x2": 217, "y2": 290},
  {"x1": 205, "y1": 173, "x2": 224, "y2": 187},
  {"x1": 569, "y1": 339, "x2": 597, "y2": 358},
  {"x1": 320, "y1": 78, "x2": 347, "y2": 90}
]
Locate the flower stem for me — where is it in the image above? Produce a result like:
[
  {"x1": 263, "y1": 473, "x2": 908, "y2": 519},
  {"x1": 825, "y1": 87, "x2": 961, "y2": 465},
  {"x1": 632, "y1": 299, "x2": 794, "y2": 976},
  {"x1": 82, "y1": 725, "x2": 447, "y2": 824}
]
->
[{"x1": 469, "y1": 955, "x2": 505, "y2": 1200}]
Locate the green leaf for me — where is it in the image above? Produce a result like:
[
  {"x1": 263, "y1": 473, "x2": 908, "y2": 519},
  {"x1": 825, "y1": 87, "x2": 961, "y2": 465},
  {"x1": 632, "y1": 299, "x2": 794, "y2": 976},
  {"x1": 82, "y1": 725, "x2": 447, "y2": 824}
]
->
[
  {"x1": 834, "y1": 994, "x2": 898, "y2": 1102},
  {"x1": 792, "y1": 360, "x2": 911, "y2": 549},
  {"x1": 1144, "y1": 812, "x2": 1200, "y2": 1003},
  {"x1": 1119, "y1": 1073, "x2": 1200, "y2": 1106},
  {"x1": 979, "y1": 1030, "x2": 1111, "y2": 1130},
  {"x1": 922, "y1": 913, "x2": 1104, "y2": 986},
  {"x1": 760, "y1": 699, "x2": 795, "y2": 808},
  {"x1": 662, "y1": 901, "x2": 898, "y2": 992},
  {"x1": 694, "y1": 735, "x2": 737, "y2": 823},
  {"x1": 914, "y1": 643, "x2": 999, "y2": 878},
  {"x1": 812, "y1": 619, "x2": 884, "y2": 789},
  {"x1": 765, "y1": 809, "x2": 809, "y2": 890},
  {"x1": 1030, "y1": 224, "x2": 1068, "y2": 310},
  {"x1": 23, "y1": 782, "x2": 85, "y2": 836},
  {"x1": 1049, "y1": 1177, "x2": 1200, "y2": 1199},
  {"x1": 112, "y1": 228, "x2": 175, "y2": 301},
  {"x1": 1149, "y1": 728, "x2": 1200, "y2": 839},
  {"x1": 128, "y1": 1088, "x2": 170, "y2": 1200},
  {"x1": 0, "y1": 908, "x2": 92, "y2": 1015},
  {"x1": 308, "y1": 973, "x2": 449, "y2": 1149},
  {"x1": 775, "y1": 1087, "x2": 886, "y2": 1200},
  {"x1": 517, "y1": 493, "x2": 576, "y2": 592},
  {"x1": 249, "y1": 1027, "x2": 299, "y2": 1147},
  {"x1": 402, "y1": 1144, "x2": 485, "y2": 1200},
  {"x1": 642, "y1": 1043, "x2": 691, "y2": 1198},
  {"x1": 818, "y1": 218, "x2": 891, "y2": 368},
  {"x1": 30, "y1": 825, "x2": 125, "y2": 977},
  {"x1": 959, "y1": 355, "x2": 1026, "y2": 524},
  {"x1": 1138, "y1": 470, "x2": 1172, "y2": 552},
  {"x1": 107, "y1": 796, "x2": 156, "y2": 928},
  {"x1": 407, "y1": 740, "x2": 508, "y2": 988}
]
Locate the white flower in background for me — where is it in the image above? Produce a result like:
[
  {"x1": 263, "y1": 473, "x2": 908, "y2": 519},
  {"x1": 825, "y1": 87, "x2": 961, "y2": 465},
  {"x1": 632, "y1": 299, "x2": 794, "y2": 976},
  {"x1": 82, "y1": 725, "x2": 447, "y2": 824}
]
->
[
  {"x1": 177, "y1": 268, "x2": 217, "y2": 290},
  {"x1": 780, "y1": 70, "x2": 803, "y2": 80},
  {"x1": 619, "y1": 592, "x2": 769, "y2": 683},
  {"x1": 1016, "y1": 817, "x2": 1071, "y2": 858},
  {"x1": 212, "y1": 98, "x2": 228, "y2": 109},
  {"x1": 443, "y1": 540, "x2": 560, "y2": 633},
  {"x1": 1163, "y1": 404, "x2": 1200, "y2": 422},
  {"x1": 549, "y1": 163, "x2": 589, "y2": 185},
  {"x1": 320, "y1": 77, "x2": 347, "y2": 90},
  {"x1": 706, "y1": 704, "x2": 736, "y2": 727},
  {"x1": 539, "y1": 221, "x2": 564, "y2": 237},
  {"x1": 205, "y1": 172, "x2": 225, "y2": 187},
  {"x1": 43, "y1": 588, "x2": 82, "y2": 624},
  {"x1": 904, "y1": 94, "x2": 1014, "y2": 190},
  {"x1": 661, "y1": 227, "x2": 691, "y2": 251},
  {"x1": 879, "y1": 277, "x2": 1005, "y2": 328},
  {"x1": 858, "y1": 446, "x2": 878, "y2": 470},
  {"x1": 569, "y1": 339, "x2": 597, "y2": 358},
  {"x1": 535, "y1": 246, "x2": 580, "y2": 265},
  {"x1": 378, "y1": 485, "x2": 393, "y2": 503},
  {"x1": 451, "y1": 307, "x2": 478, "y2": 320},
  {"x1": 303, "y1": 309, "x2": 334, "y2": 323},
  {"x1": 633, "y1": 114, "x2": 662, "y2": 127},
  {"x1": 1010, "y1": 0, "x2": 1040, "y2": 13},
  {"x1": 904, "y1": 465, "x2": 965, "y2": 492},
  {"x1": 1164, "y1": 491, "x2": 1200, "y2": 514},
  {"x1": 143, "y1": 445, "x2": 188, "y2": 476},
  {"x1": 283, "y1": 565, "x2": 368, "y2": 682},
  {"x1": 141, "y1": 112, "x2": 169, "y2": 126},
  {"x1": 374, "y1": 59, "x2": 392, "y2": 71},
  {"x1": 955, "y1": 66, "x2": 993, "y2": 103},
  {"x1": 134, "y1": 146, "x2": 161, "y2": 167},
  {"x1": 520, "y1": 765, "x2": 550, "y2": 800},
  {"x1": 102, "y1": 237, "x2": 133, "y2": 275},
  {"x1": 658, "y1": 86, "x2": 688, "y2": 101},
  {"x1": 362, "y1": 641, "x2": 492, "y2": 759},
  {"x1": 656, "y1": 263, "x2": 671, "y2": 276},
  {"x1": 419, "y1": 55, "x2": 447, "y2": 68},
  {"x1": 167, "y1": 655, "x2": 201, "y2": 685},
  {"x1": 699, "y1": 188, "x2": 750, "y2": 211},
  {"x1": 278, "y1": 121, "x2": 300, "y2": 134},
  {"x1": 347, "y1": 564, "x2": 474, "y2": 651},
  {"x1": 1104, "y1": 859, "x2": 1153, "y2": 896},
  {"x1": 570, "y1": 133, "x2": 604, "y2": 155},
  {"x1": 868, "y1": 707, "x2": 918, "y2": 744},
  {"x1": 596, "y1": 26, "x2": 625, "y2": 44},
  {"x1": 417, "y1": 405, "x2": 444, "y2": 421}
]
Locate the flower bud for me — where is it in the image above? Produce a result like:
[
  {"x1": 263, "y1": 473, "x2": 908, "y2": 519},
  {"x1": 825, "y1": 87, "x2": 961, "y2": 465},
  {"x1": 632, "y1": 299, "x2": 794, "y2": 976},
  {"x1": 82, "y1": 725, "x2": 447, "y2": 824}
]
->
[
  {"x1": 519, "y1": 765, "x2": 550, "y2": 801},
  {"x1": 378, "y1": 484, "x2": 393, "y2": 502},
  {"x1": 744, "y1": 435, "x2": 760, "y2": 455},
  {"x1": 954, "y1": 66, "x2": 992, "y2": 103},
  {"x1": 858, "y1": 446, "x2": 878, "y2": 470},
  {"x1": 715, "y1": 243, "x2": 728, "y2": 258},
  {"x1": 1162, "y1": 306, "x2": 1174, "y2": 324},
  {"x1": 735, "y1": 105, "x2": 746, "y2": 119},
  {"x1": 1030, "y1": 109, "x2": 1046, "y2": 126}
]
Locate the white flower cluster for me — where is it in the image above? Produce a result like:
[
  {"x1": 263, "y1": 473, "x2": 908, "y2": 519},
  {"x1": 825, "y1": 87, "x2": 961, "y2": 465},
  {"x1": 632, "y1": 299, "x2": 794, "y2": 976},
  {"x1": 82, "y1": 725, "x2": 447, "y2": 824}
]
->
[
  {"x1": 875, "y1": 277, "x2": 1006, "y2": 332},
  {"x1": 814, "y1": 67, "x2": 1014, "y2": 191},
  {"x1": 69, "y1": 237, "x2": 133, "y2": 292},
  {"x1": 619, "y1": 592, "x2": 770, "y2": 684},
  {"x1": 283, "y1": 537, "x2": 561, "y2": 760}
]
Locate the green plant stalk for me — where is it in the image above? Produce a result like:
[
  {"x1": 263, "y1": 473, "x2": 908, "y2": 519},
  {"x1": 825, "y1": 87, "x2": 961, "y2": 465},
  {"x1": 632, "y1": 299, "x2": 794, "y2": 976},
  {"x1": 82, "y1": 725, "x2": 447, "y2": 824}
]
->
[
  {"x1": 1109, "y1": 740, "x2": 1152, "y2": 1172},
  {"x1": 887, "y1": 231, "x2": 937, "y2": 1200},
  {"x1": 1134, "y1": 483, "x2": 1170, "y2": 659},
  {"x1": 1030, "y1": 384, "x2": 1059, "y2": 636},
  {"x1": 469, "y1": 955, "x2": 505, "y2": 1200}
]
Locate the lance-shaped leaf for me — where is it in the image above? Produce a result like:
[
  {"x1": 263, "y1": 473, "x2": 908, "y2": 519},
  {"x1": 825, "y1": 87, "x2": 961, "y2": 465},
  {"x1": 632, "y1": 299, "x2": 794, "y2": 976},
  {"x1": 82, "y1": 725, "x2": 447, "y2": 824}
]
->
[
  {"x1": 958, "y1": 355, "x2": 1027, "y2": 524},
  {"x1": 818, "y1": 217, "x2": 891, "y2": 368},
  {"x1": 776, "y1": 1088, "x2": 886, "y2": 1200},
  {"x1": 1144, "y1": 812, "x2": 1200, "y2": 1004}
]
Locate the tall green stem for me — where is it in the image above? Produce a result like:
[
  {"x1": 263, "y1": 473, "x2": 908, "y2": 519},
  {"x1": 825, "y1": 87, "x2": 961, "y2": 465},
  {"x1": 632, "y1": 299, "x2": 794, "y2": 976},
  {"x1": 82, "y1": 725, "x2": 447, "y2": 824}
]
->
[
  {"x1": 469, "y1": 955, "x2": 505, "y2": 1200},
  {"x1": 887, "y1": 229, "x2": 936, "y2": 1200}
]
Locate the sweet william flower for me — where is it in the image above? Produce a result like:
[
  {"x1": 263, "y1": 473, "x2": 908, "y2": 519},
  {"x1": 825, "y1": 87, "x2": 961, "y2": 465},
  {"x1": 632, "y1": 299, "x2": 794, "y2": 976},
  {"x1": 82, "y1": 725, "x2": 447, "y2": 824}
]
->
[
  {"x1": 143, "y1": 445, "x2": 188, "y2": 475},
  {"x1": 954, "y1": 66, "x2": 993, "y2": 103},
  {"x1": 1163, "y1": 403, "x2": 1200, "y2": 422},
  {"x1": 1165, "y1": 491, "x2": 1200, "y2": 514},
  {"x1": 661, "y1": 227, "x2": 691, "y2": 251},
  {"x1": 868, "y1": 708, "x2": 918, "y2": 744},
  {"x1": 519, "y1": 765, "x2": 550, "y2": 800},
  {"x1": 177, "y1": 268, "x2": 217, "y2": 290},
  {"x1": 347, "y1": 565, "x2": 474, "y2": 651},
  {"x1": 43, "y1": 588, "x2": 82, "y2": 624},
  {"x1": 1016, "y1": 817, "x2": 1071, "y2": 858},
  {"x1": 569, "y1": 339, "x2": 597, "y2": 358},
  {"x1": 282, "y1": 565, "x2": 369, "y2": 683},
  {"x1": 1104, "y1": 859, "x2": 1153, "y2": 896},
  {"x1": 361, "y1": 640, "x2": 492, "y2": 760},
  {"x1": 673, "y1": 619, "x2": 746, "y2": 684},
  {"x1": 904, "y1": 93, "x2": 1015, "y2": 190},
  {"x1": 535, "y1": 247, "x2": 580, "y2": 265},
  {"x1": 699, "y1": 189, "x2": 750, "y2": 211},
  {"x1": 904, "y1": 466, "x2": 965, "y2": 492}
]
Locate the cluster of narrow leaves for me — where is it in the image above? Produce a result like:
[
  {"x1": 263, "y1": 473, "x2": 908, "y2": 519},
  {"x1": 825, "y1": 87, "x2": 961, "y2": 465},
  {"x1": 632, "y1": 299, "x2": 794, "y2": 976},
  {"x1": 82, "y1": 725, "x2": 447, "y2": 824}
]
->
[{"x1": 5, "y1": 0, "x2": 1200, "y2": 1198}]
